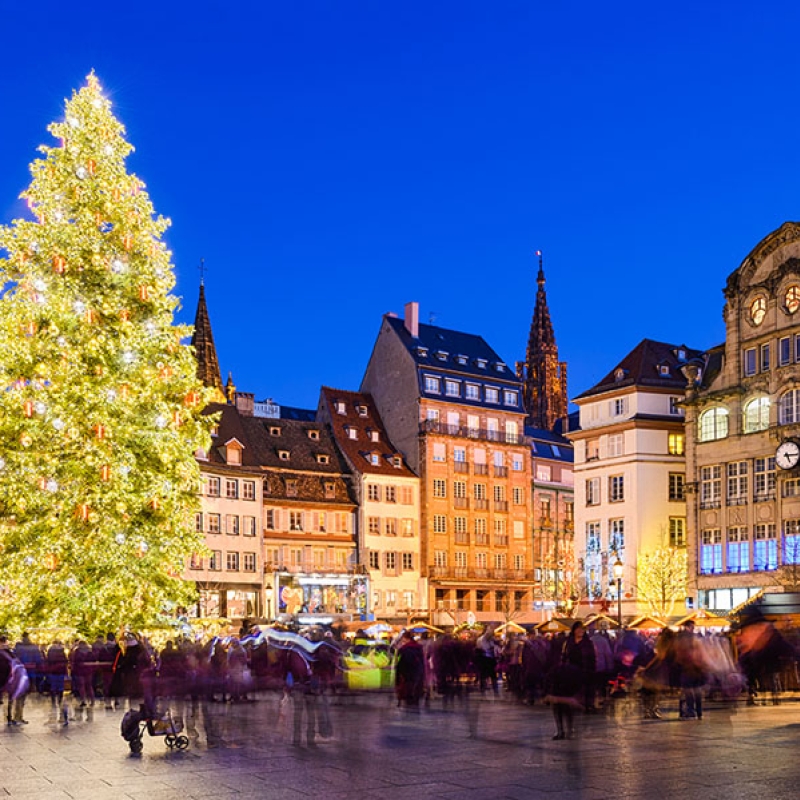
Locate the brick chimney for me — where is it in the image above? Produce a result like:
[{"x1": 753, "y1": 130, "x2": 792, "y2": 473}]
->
[{"x1": 404, "y1": 301, "x2": 419, "y2": 338}]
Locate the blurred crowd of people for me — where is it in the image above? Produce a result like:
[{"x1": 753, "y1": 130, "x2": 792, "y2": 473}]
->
[{"x1": 1, "y1": 607, "x2": 799, "y2": 746}]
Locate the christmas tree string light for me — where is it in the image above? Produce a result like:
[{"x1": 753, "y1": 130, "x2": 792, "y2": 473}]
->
[{"x1": 0, "y1": 73, "x2": 217, "y2": 637}]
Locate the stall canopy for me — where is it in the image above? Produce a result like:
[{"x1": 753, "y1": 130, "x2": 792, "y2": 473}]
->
[
  {"x1": 582, "y1": 613, "x2": 621, "y2": 630},
  {"x1": 536, "y1": 617, "x2": 573, "y2": 633},
  {"x1": 495, "y1": 621, "x2": 526, "y2": 635},
  {"x1": 673, "y1": 610, "x2": 730, "y2": 629},
  {"x1": 627, "y1": 615, "x2": 668, "y2": 631}
]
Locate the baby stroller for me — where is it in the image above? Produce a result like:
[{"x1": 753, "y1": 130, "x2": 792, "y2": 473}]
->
[{"x1": 121, "y1": 703, "x2": 189, "y2": 753}]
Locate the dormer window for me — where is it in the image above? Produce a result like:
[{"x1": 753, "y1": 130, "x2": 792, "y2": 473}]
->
[
  {"x1": 210, "y1": 425, "x2": 219, "y2": 437},
  {"x1": 369, "y1": 453, "x2": 380, "y2": 466},
  {"x1": 286, "y1": 479, "x2": 298, "y2": 497},
  {"x1": 278, "y1": 449, "x2": 290, "y2": 461},
  {"x1": 356, "y1": 405, "x2": 368, "y2": 417},
  {"x1": 195, "y1": 447, "x2": 208, "y2": 461},
  {"x1": 347, "y1": 427, "x2": 358, "y2": 440},
  {"x1": 307, "y1": 429, "x2": 320, "y2": 441},
  {"x1": 435, "y1": 350, "x2": 449, "y2": 360},
  {"x1": 676, "y1": 348, "x2": 687, "y2": 361},
  {"x1": 475, "y1": 358, "x2": 487, "y2": 369},
  {"x1": 392, "y1": 456, "x2": 402, "y2": 468},
  {"x1": 493, "y1": 362, "x2": 506, "y2": 372},
  {"x1": 658, "y1": 364, "x2": 670, "y2": 376},
  {"x1": 416, "y1": 346, "x2": 429, "y2": 358},
  {"x1": 269, "y1": 426, "x2": 281, "y2": 436},
  {"x1": 370, "y1": 430, "x2": 380, "y2": 442},
  {"x1": 224, "y1": 439, "x2": 243, "y2": 466},
  {"x1": 456, "y1": 354, "x2": 468, "y2": 365},
  {"x1": 316, "y1": 454, "x2": 330, "y2": 465},
  {"x1": 336, "y1": 402, "x2": 346, "y2": 415},
  {"x1": 324, "y1": 481, "x2": 335, "y2": 499},
  {"x1": 614, "y1": 368, "x2": 626, "y2": 382}
]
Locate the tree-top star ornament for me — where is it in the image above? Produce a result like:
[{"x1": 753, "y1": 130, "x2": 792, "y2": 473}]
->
[{"x1": 0, "y1": 73, "x2": 217, "y2": 637}]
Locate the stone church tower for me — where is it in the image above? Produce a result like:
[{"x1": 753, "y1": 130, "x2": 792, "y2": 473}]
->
[
  {"x1": 191, "y1": 279, "x2": 225, "y2": 398},
  {"x1": 516, "y1": 252, "x2": 568, "y2": 430}
]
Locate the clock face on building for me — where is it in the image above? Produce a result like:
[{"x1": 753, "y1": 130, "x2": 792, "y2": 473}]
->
[
  {"x1": 786, "y1": 285, "x2": 800, "y2": 315},
  {"x1": 776, "y1": 440, "x2": 800, "y2": 470},
  {"x1": 750, "y1": 297, "x2": 766, "y2": 326}
]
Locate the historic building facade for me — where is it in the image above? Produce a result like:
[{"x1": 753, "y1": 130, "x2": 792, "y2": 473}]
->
[
  {"x1": 684, "y1": 222, "x2": 800, "y2": 611},
  {"x1": 317, "y1": 387, "x2": 423, "y2": 623},
  {"x1": 361, "y1": 302, "x2": 535, "y2": 624},
  {"x1": 569, "y1": 339, "x2": 701, "y2": 619}
]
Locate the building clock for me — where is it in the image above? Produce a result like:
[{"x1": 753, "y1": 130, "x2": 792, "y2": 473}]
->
[{"x1": 776, "y1": 439, "x2": 800, "y2": 470}]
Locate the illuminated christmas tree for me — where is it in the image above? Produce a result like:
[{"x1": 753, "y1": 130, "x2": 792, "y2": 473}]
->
[
  {"x1": 0, "y1": 74, "x2": 216, "y2": 636},
  {"x1": 635, "y1": 546, "x2": 688, "y2": 620}
]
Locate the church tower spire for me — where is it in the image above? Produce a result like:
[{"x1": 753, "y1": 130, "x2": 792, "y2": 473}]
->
[
  {"x1": 190, "y1": 263, "x2": 224, "y2": 397},
  {"x1": 516, "y1": 251, "x2": 568, "y2": 430}
]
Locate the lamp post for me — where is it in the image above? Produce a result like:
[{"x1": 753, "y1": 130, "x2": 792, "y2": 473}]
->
[
  {"x1": 265, "y1": 583, "x2": 273, "y2": 621},
  {"x1": 613, "y1": 558, "x2": 624, "y2": 633}
]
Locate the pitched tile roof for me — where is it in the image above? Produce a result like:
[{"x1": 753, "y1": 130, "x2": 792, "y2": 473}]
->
[
  {"x1": 574, "y1": 339, "x2": 703, "y2": 400},
  {"x1": 319, "y1": 387, "x2": 417, "y2": 478}
]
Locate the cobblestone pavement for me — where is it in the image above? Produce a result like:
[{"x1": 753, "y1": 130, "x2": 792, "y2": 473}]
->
[{"x1": 1, "y1": 692, "x2": 798, "y2": 799}]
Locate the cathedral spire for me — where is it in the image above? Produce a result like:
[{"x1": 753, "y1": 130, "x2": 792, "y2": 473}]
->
[
  {"x1": 517, "y1": 250, "x2": 568, "y2": 430},
  {"x1": 191, "y1": 266, "x2": 224, "y2": 396}
]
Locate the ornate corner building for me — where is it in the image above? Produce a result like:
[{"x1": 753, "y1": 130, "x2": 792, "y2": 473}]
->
[{"x1": 683, "y1": 222, "x2": 800, "y2": 611}]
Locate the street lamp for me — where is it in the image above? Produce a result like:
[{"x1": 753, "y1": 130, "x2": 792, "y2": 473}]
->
[
  {"x1": 265, "y1": 583, "x2": 273, "y2": 621},
  {"x1": 613, "y1": 558, "x2": 624, "y2": 633}
]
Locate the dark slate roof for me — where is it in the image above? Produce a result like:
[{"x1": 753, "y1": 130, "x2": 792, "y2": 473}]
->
[
  {"x1": 553, "y1": 411, "x2": 580, "y2": 436},
  {"x1": 203, "y1": 403, "x2": 262, "y2": 469},
  {"x1": 525, "y1": 425, "x2": 574, "y2": 463},
  {"x1": 279, "y1": 405, "x2": 317, "y2": 421},
  {"x1": 319, "y1": 387, "x2": 417, "y2": 478},
  {"x1": 697, "y1": 344, "x2": 725, "y2": 390},
  {"x1": 384, "y1": 315, "x2": 521, "y2": 385},
  {"x1": 574, "y1": 339, "x2": 703, "y2": 400}
]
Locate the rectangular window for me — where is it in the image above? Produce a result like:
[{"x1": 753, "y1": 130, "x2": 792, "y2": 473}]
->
[
  {"x1": 385, "y1": 486, "x2": 397, "y2": 503},
  {"x1": 727, "y1": 527, "x2": 750, "y2": 573},
  {"x1": 432, "y1": 443, "x2": 446, "y2": 463},
  {"x1": 504, "y1": 390, "x2": 519, "y2": 405},
  {"x1": 700, "y1": 529, "x2": 722, "y2": 574},
  {"x1": 454, "y1": 447, "x2": 466, "y2": 463},
  {"x1": 424, "y1": 376, "x2": 440, "y2": 393},
  {"x1": 780, "y1": 336, "x2": 792, "y2": 366},
  {"x1": 401, "y1": 518, "x2": 414, "y2": 537},
  {"x1": 243, "y1": 553, "x2": 256, "y2": 572},
  {"x1": 385, "y1": 518, "x2": 397, "y2": 537},
  {"x1": 474, "y1": 518, "x2": 487, "y2": 544},
  {"x1": 369, "y1": 551, "x2": 380, "y2": 570},
  {"x1": 465, "y1": 384, "x2": 480, "y2": 401},
  {"x1": 700, "y1": 465, "x2": 722, "y2": 508},
  {"x1": 514, "y1": 554, "x2": 525, "y2": 570},
  {"x1": 609, "y1": 519, "x2": 625, "y2": 554},
  {"x1": 195, "y1": 512, "x2": 203, "y2": 532},
  {"x1": 226, "y1": 552, "x2": 239, "y2": 571},
  {"x1": 226, "y1": 514, "x2": 239, "y2": 535},
  {"x1": 512, "y1": 453, "x2": 524, "y2": 472},
  {"x1": 513, "y1": 486, "x2": 525, "y2": 505},
  {"x1": 727, "y1": 461, "x2": 748, "y2": 505},
  {"x1": 608, "y1": 434, "x2": 623, "y2": 457},
  {"x1": 668, "y1": 433, "x2": 685, "y2": 456},
  {"x1": 385, "y1": 552, "x2": 396, "y2": 572},
  {"x1": 453, "y1": 480, "x2": 467, "y2": 499},
  {"x1": 669, "y1": 396, "x2": 684, "y2": 416},
  {"x1": 784, "y1": 520, "x2": 800, "y2": 565},
  {"x1": 513, "y1": 519, "x2": 525, "y2": 539},
  {"x1": 264, "y1": 509, "x2": 277, "y2": 530},
  {"x1": 669, "y1": 473, "x2": 685, "y2": 501},
  {"x1": 611, "y1": 398, "x2": 627, "y2": 417},
  {"x1": 494, "y1": 553, "x2": 507, "y2": 570},
  {"x1": 402, "y1": 552, "x2": 413, "y2": 571},
  {"x1": 205, "y1": 476, "x2": 220, "y2": 497},
  {"x1": 669, "y1": 517, "x2": 686, "y2": 547},
  {"x1": 784, "y1": 478, "x2": 800, "y2": 497},
  {"x1": 761, "y1": 343, "x2": 770, "y2": 372},
  {"x1": 474, "y1": 483, "x2": 486, "y2": 500},
  {"x1": 368, "y1": 516, "x2": 380, "y2": 534},
  {"x1": 286, "y1": 480, "x2": 298, "y2": 497},
  {"x1": 754, "y1": 457, "x2": 776, "y2": 501},
  {"x1": 445, "y1": 380, "x2": 460, "y2": 397},
  {"x1": 586, "y1": 438, "x2": 600, "y2": 460},
  {"x1": 367, "y1": 484, "x2": 380, "y2": 502},
  {"x1": 609, "y1": 475, "x2": 624, "y2": 502},
  {"x1": 485, "y1": 387, "x2": 499, "y2": 404},
  {"x1": 744, "y1": 347, "x2": 756, "y2": 376},
  {"x1": 433, "y1": 515, "x2": 447, "y2": 533},
  {"x1": 433, "y1": 479, "x2": 447, "y2": 498},
  {"x1": 242, "y1": 480, "x2": 256, "y2": 501},
  {"x1": 289, "y1": 511, "x2": 303, "y2": 532},
  {"x1": 434, "y1": 550, "x2": 447, "y2": 568},
  {"x1": 586, "y1": 477, "x2": 600, "y2": 506},
  {"x1": 476, "y1": 552, "x2": 487, "y2": 569},
  {"x1": 454, "y1": 551, "x2": 468, "y2": 568},
  {"x1": 225, "y1": 479, "x2": 238, "y2": 499},
  {"x1": 493, "y1": 485, "x2": 505, "y2": 502},
  {"x1": 586, "y1": 521, "x2": 600, "y2": 552},
  {"x1": 754, "y1": 524, "x2": 777, "y2": 571},
  {"x1": 209, "y1": 550, "x2": 222, "y2": 571},
  {"x1": 796, "y1": 334, "x2": 800, "y2": 364},
  {"x1": 399, "y1": 485, "x2": 414, "y2": 504},
  {"x1": 189, "y1": 553, "x2": 203, "y2": 570},
  {"x1": 208, "y1": 513, "x2": 221, "y2": 534},
  {"x1": 537, "y1": 465, "x2": 551, "y2": 481},
  {"x1": 243, "y1": 516, "x2": 256, "y2": 536}
]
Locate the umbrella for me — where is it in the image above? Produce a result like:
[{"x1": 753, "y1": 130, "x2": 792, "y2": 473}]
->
[{"x1": 408, "y1": 622, "x2": 444, "y2": 634}]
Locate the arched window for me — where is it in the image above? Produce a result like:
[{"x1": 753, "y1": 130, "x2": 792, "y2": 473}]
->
[
  {"x1": 779, "y1": 389, "x2": 800, "y2": 425},
  {"x1": 699, "y1": 407, "x2": 729, "y2": 442},
  {"x1": 743, "y1": 397, "x2": 770, "y2": 433}
]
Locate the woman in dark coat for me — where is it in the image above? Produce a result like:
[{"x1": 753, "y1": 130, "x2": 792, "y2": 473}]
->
[
  {"x1": 546, "y1": 621, "x2": 596, "y2": 739},
  {"x1": 394, "y1": 631, "x2": 426, "y2": 708}
]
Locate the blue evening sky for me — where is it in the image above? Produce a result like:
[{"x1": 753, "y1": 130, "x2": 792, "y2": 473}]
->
[{"x1": 2, "y1": 2, "x2": 798, "y2": 411}]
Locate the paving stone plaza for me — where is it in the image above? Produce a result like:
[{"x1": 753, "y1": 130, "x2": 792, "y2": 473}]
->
[{"x1": 1, "y1": 692, "x2": 798, "y2": 799}]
